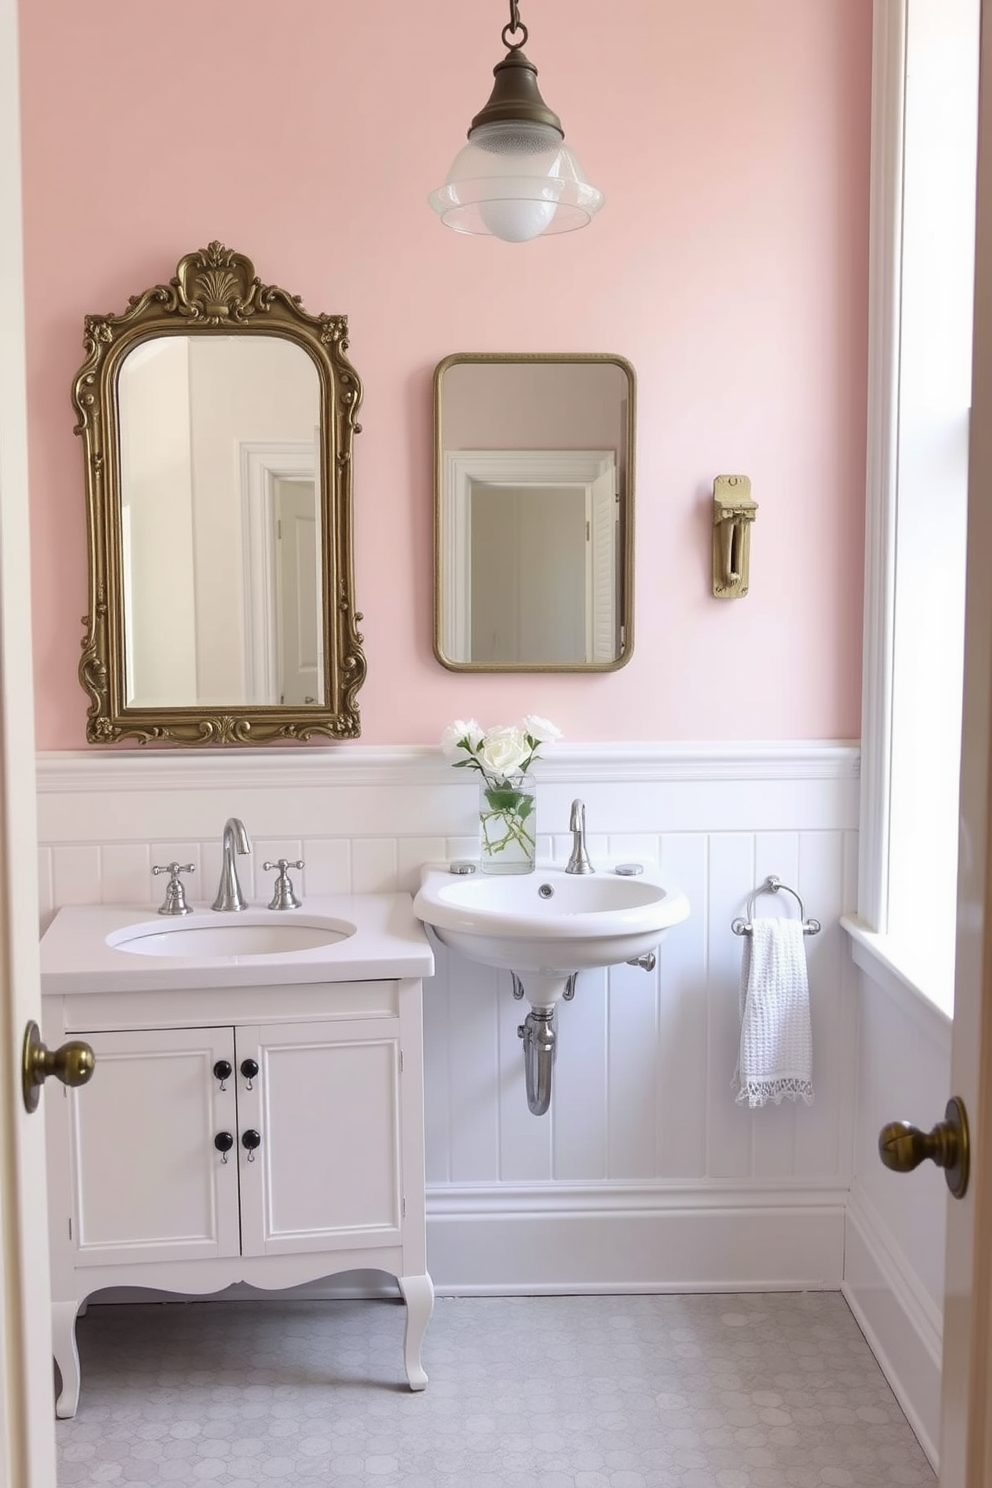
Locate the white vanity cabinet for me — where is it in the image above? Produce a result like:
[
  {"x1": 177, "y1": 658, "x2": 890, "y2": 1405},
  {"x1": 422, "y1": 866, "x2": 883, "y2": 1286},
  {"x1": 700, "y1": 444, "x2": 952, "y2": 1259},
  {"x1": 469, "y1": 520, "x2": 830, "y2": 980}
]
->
[
  {"x1": 39, "y1": 896, "x2": 434, "y2": 1419},
  {"x1": 64, "y1": 1012, "x2": 407, "y2": 1268}
]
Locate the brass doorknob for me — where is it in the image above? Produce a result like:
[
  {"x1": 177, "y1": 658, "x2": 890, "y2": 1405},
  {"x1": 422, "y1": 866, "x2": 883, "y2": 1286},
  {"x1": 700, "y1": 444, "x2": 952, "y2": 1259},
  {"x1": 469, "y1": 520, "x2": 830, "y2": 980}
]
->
[
  {"x1": 22, "y1": 1021, "x2": 96, "y2": 1113},
  {"x1": 878, "y1": 1095, "x2": 970, "y2": 1199}
]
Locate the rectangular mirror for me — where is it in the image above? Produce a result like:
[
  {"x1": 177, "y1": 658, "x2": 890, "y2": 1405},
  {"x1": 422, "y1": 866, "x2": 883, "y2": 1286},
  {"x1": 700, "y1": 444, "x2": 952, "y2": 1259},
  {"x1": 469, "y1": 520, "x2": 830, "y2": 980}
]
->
[{"x1": 433, "y1": 354, "x2": 635, "y2": 671}]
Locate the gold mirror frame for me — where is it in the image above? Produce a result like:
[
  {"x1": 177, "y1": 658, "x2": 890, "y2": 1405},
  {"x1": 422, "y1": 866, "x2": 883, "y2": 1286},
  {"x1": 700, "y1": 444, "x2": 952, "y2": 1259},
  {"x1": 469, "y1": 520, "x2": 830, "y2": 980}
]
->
[
  {"x1": 433, "y1": 352, "x2": 635, "y2": 673},
  {"x1": 71, "y1": 242, "x2": 366, "y2": 745}
]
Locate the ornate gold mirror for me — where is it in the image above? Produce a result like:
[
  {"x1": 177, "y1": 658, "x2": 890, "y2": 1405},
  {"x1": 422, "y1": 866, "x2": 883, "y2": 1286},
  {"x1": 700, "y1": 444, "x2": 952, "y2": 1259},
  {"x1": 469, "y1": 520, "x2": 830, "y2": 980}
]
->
[
  {"x1": 72, "y1": 242, "x2": 366, "y2": 745},
  {"x1": 433, "y1": 353, "x2": 635, "y2": 671}
]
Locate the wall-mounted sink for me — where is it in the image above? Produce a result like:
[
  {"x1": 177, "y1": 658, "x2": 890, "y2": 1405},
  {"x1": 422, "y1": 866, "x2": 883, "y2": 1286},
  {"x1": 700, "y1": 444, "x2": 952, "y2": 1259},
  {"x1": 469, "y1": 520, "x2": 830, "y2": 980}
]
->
[
  {"x1": 108, "y1": 913, "x2": 355, "y2": 959},
  {"x1": 414, "y1": 863, "x2": 690, "y2": 1005},
  {"x1": 415, "y1": 862, "x2": 690, "y2": 1118}
]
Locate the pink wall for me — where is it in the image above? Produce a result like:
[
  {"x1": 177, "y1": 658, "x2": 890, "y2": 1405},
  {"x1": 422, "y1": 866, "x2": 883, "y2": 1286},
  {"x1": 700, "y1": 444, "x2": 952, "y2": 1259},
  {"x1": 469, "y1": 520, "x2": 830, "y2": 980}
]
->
[
  {"x1": 441, "y1": 361, "x2": 627, "y2": 450},
  {"x1": 18, "y1": 0, "x2": 871, "y2": 748}
]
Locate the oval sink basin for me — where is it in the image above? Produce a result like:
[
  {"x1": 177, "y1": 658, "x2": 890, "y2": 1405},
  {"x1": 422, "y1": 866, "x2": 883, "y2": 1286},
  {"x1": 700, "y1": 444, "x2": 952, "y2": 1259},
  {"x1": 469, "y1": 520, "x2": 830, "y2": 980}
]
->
[
  {"x1": 413, "y1": 864, "x2": 690, "y2": 984},
  {"x1": 108, "y1": 914, "x2": 356, "y2": 960}
]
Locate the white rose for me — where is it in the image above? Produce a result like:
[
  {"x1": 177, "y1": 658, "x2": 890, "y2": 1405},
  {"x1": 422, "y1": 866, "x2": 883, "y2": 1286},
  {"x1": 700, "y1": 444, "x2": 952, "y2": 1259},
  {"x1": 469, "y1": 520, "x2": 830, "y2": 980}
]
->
[
  {"x1": 521, "y1": 714, "x2": 562, "y2": 744},
  {"x1": 479, "y1": 724, "x2": 530, "y2": 777},
  {"x1": 440, "y1": 718, "x2": 483, "y2": 759}
]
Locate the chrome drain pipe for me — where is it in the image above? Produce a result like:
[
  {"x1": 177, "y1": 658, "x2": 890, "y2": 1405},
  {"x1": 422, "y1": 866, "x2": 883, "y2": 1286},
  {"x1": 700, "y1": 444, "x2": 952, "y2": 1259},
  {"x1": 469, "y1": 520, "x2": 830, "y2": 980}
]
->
[{"x1": 517, "y1": 1008, "x2": 557, "y2": 1116}]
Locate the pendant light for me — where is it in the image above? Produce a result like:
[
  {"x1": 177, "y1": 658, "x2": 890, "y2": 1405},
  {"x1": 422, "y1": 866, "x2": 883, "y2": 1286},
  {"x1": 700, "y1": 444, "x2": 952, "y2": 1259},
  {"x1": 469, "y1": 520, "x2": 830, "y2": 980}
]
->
[{"x1": 429, "y1": 0, "x2": 604, "y2": 242}]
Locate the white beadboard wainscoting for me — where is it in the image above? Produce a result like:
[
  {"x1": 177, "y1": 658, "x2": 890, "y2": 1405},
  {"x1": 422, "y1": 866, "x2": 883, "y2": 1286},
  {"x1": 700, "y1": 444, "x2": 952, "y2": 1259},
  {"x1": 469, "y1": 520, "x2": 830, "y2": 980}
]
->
[
  {"x1": 37, "y1": 741, "x2": 954, "y2": 1460},
  {"x1": 841, "y1": 929, "x2": 952, "y2": 1470},
  {"x1": 37, "y1": 742, "x2": 859, "y2": 1300}
]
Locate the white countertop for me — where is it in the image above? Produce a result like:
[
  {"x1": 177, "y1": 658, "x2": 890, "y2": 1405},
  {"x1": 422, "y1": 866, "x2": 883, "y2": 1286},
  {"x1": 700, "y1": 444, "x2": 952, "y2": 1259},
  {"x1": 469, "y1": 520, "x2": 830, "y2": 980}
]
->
[{"x1": 40, "y1": 894, "x2": 435, "y2": 995}]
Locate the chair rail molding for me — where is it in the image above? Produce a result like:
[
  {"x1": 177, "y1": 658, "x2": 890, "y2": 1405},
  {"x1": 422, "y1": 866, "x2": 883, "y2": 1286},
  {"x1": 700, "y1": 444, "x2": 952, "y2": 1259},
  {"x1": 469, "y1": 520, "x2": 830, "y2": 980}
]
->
[{"x1": 35, "y1": 741, "x2": 860, "y2": 794}]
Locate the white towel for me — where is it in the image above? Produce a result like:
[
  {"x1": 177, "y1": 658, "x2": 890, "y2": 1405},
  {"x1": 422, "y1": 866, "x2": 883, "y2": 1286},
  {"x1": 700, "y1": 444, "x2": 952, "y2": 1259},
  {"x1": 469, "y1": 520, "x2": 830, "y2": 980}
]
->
[{"x1": 733, "y1": 917, "x2": 814, "y2": 1108}]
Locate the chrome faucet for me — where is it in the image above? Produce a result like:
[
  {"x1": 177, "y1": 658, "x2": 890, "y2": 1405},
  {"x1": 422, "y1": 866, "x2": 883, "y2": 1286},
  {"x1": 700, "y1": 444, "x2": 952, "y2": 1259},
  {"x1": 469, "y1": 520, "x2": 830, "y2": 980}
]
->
[
  {"x1": 212, "y1": 817, "x2": 251, "y2": 911},
  {"x1": 566, "y1": 799, "x2": 595, "y2": 874}
]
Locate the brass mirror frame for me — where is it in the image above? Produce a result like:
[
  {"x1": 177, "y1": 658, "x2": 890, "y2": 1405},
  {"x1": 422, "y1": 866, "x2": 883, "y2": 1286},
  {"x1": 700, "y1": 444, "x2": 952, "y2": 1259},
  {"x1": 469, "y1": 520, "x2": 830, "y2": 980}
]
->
[
  {"x1": 71, "y1": 242, "x2": 366, "y2": 746},
  {"x1": 433, "y1": 352, "x2": 635, "y2": 673}
]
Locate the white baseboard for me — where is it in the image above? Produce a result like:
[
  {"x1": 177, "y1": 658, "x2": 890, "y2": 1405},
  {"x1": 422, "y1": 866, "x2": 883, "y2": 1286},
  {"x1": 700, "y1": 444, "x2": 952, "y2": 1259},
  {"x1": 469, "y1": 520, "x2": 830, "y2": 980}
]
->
[
  {"x1": 842, "y1": 1182, "x2": 942, "y2": 1472},
  {"x1": 426, "y1": 1182, "x2": 846, "y2": 1294}
]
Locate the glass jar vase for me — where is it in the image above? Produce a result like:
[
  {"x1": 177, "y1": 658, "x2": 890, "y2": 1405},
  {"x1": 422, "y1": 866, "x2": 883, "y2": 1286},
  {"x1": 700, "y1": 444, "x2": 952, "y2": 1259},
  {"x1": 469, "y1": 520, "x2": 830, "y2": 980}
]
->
[{"x1": 479, "y1": 773, "x2": 536, "y2": 875}]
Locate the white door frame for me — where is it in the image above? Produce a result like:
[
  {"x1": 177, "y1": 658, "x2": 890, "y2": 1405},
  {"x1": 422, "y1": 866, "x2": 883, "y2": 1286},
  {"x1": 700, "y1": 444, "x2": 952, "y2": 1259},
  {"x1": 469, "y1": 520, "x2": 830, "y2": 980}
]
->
[
  {"x1": 440, "y1": 448, "x2": 616, "y2": 662},
  {"x1": 239, "y1": 440, "x2": 315, "y2": 705}
]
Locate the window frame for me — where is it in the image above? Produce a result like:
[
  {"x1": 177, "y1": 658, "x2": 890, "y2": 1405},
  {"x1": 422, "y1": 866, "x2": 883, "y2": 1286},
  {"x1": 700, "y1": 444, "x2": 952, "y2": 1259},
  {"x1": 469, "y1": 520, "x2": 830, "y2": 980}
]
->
[{"x1": 850, "y1": 0, "x2": 978, "y2": 1018}]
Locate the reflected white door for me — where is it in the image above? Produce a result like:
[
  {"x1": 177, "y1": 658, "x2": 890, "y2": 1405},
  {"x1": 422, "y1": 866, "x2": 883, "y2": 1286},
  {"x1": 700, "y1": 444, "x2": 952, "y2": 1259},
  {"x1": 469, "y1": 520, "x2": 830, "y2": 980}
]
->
[
  {"x1": 470, "y1": 484, "x2": 587, "y2": 664},
  {"x1": 275, "y1": 478, "x2": 319, "y2": 705}
]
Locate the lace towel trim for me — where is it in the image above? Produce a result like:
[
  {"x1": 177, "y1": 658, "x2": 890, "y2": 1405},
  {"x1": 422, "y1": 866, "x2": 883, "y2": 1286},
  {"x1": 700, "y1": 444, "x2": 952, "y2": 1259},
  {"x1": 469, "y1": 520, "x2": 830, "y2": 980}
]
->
[{"x1": 734, "y1": 1076, "x2": 814, "y2": 1109}]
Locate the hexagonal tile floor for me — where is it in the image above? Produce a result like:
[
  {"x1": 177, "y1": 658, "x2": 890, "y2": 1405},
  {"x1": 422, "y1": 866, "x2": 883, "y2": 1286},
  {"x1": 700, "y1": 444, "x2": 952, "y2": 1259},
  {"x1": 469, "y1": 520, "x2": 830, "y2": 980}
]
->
[{"x1": 56, "y1": 1291, "x2": 935, "y2": 1486}]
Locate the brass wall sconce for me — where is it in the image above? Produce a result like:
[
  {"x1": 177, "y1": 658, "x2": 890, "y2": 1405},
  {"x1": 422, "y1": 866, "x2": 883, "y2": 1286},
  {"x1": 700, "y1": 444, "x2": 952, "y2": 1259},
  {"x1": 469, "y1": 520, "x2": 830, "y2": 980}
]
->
[{"x1": 712, "y1": 474, "x2": 757, "y2": 599}]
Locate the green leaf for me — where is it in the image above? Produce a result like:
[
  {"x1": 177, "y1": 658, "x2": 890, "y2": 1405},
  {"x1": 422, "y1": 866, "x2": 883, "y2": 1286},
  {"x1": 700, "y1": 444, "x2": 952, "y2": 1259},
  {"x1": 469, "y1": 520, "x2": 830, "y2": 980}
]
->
[{"x1": 485, "y1": 788, "x2": 524, "y2": 811}]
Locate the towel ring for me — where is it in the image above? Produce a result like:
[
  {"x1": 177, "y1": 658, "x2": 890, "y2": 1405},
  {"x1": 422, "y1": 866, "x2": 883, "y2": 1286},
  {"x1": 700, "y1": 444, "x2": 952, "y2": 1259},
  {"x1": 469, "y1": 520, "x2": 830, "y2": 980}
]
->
[{"x1": 731, "y1": 876, "x2": 821, "y2": 937}]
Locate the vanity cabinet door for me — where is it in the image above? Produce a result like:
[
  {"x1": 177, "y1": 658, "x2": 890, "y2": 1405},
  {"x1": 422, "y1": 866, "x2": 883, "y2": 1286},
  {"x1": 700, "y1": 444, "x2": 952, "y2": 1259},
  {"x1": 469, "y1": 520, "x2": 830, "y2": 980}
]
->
[
  {"x1": 66, "y1": 1027, "x2": 242, "y2": 1267},
  {"x1": 235, "y1": 1019, "x2": 404, "y2": 1258}
]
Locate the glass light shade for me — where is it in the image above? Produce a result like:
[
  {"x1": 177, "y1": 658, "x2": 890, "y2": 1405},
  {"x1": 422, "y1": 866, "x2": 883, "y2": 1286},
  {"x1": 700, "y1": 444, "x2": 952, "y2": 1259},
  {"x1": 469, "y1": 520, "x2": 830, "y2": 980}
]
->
[{"x1": 429, "y1": 121, "x2": 604, "y2": 242}]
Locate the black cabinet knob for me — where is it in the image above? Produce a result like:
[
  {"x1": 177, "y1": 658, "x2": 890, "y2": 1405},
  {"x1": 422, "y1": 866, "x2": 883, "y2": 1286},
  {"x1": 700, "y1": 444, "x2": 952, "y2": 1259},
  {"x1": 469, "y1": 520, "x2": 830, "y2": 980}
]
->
[
  {"x1": 241, "y1": 1129, "x2": 261, "y2": 1151},
  {"x1": 213, "y1": 1132, "x2": 234, "y2": 1153},
  {"x1": 240, "y1": 1058, "x2": 259, "y2": 1081},
  {"x1": 213, "y1": 1060, "x2": 233, "y2": 1083}
]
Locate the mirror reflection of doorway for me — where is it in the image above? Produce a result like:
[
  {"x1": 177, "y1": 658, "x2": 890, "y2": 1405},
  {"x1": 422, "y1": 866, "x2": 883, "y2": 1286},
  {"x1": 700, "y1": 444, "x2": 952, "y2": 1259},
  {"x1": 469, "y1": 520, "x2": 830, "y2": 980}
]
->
[
  {"x1": 434, "y1": 357, "x2": 633, "y2": 672},
  {"x1": 274, "y1": 478, "x2": 319, "y2": 705},
  {"x1": 241, "y1": 441, "x2": 324, "y2": 707},
  {"x1": 441, "y1": 449, "x2": 619, "y2": 666},
  {"x1": 119, "y1": 338, "x2": 324, "y2": 709},
  {"x1": 470, "y1": 484, "x2": 587, "y2": 664}
]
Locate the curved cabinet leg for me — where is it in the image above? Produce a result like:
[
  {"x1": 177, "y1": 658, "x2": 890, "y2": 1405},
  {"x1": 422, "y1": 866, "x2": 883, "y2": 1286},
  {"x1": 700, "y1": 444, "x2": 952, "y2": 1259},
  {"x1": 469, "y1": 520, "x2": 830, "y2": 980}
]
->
[
  {"x1": 398, "y1": 1272, "x2": 434, "y2": 1391},
  {"x1": 52, "y1": 1299, "x2": 82, "y2": 1419}
]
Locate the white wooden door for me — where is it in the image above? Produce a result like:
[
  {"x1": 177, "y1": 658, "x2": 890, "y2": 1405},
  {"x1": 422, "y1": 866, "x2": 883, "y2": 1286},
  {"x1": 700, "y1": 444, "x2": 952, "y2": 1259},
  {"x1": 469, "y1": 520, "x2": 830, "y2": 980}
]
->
[
  {"x1": 236, "y1": 1020, "x2": 403, "y2": 1257},
  {"x1": 62, "y1": 1028, "x2": 241, "y2": 1267},
  {"x1": 275, "y1": 478, "x2": 319, "y2": 705},
  {"x1": 516, "y1": 486, "x2": 586, "y2": 665},
  {"x1": 0, "y1": 1, "x2": 60, "y2": 1481},
  {"x1": 938, "y1": 3, "x2": 992, "y2": 1478}
]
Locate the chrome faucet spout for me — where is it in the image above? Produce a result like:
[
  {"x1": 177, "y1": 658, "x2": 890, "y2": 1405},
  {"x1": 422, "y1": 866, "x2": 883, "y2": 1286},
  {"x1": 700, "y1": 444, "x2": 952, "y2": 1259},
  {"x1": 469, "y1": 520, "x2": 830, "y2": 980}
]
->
[
  {"x1": 212, "y1": 817, "x2": 251, "y2": 912},
  {"x1": 566, "y1": 799, "x2": 595, "y2": 875}
]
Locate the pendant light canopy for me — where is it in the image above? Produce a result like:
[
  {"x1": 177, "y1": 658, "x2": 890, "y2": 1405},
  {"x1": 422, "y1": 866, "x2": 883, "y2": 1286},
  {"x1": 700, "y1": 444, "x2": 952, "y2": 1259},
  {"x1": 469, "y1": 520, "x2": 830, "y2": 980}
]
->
[{"x1": 429, "y1": 1, "x2": 604, "y2": 243}]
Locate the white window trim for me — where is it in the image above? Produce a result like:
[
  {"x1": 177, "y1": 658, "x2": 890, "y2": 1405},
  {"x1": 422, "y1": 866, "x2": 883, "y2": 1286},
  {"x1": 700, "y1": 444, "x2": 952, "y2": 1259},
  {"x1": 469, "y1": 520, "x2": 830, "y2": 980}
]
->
[
  {"x1": 856, "y1": 0, "x2": 906, "y2": 936},
  {"x1": 848, "y1": 0, "x2": 977, "y2": 1021}
]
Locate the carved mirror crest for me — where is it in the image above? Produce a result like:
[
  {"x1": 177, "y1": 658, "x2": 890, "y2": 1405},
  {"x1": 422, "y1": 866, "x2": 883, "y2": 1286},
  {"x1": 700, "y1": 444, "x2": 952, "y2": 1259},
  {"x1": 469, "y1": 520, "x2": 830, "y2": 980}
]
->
[{"x1": 72, "y1": 242, "x2": 366, "y2": 745}]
